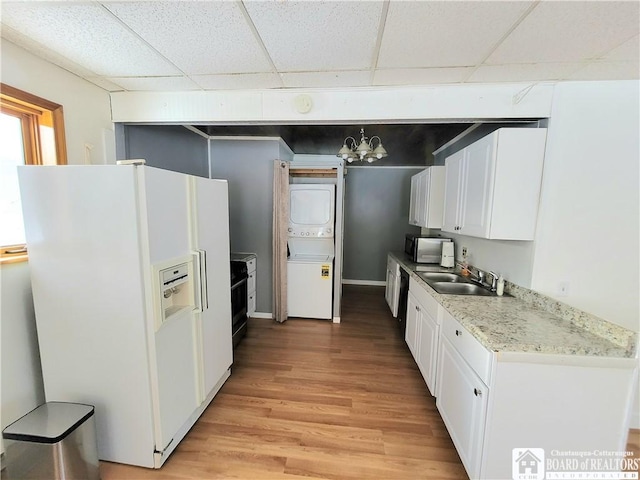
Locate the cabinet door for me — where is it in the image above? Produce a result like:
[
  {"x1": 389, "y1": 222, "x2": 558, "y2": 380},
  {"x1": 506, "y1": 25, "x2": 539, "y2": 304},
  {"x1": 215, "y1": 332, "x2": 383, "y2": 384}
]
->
[
  {"x1": 405, "y1": 292, "x2": 420, "y2": 359},
  {"x1": 460, "y1": 134, "x2": 495, "y2": 238},
  {"x1": 442, "y1": 150, "x2": 465, "y2": 233},
  {"x1": 436, "y1": 336, "x2": 489, "y2": 479},
  {"x1": 409, "y1": 174, "x2": 419, "y2": 225},
  {"x1": 416, "y1": 309, "x2": 439, "y2": 396},
  {"x1": 385, "y1": 268, "x2": 395, "y2": 313},
  {"x1": 415, "y1": 170, "x2": 429, "y2": 227}
]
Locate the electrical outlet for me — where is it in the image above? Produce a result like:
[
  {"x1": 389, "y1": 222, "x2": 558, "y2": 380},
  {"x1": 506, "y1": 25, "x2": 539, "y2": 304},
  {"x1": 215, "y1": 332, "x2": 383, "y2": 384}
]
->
[
  {"x1": 461, "y1": 247, "x2": 468, "y2": 258},
  {"x1": 557, "y1": 281, "x2": 570, "y2": 297}
]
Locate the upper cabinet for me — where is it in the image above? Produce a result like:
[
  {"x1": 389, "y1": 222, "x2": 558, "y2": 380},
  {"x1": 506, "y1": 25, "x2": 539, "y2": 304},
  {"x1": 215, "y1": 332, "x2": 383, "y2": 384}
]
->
[
  {"x1": 409, "y1": 166, "x2": 446, "y2": 229},
  {"x1": 442, "y1": 128, "x2": 547, "y2": 240}
]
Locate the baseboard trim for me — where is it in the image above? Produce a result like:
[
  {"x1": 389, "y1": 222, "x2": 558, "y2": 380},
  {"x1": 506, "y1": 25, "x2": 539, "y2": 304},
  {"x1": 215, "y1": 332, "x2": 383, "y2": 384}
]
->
[
  {"x1": 342, "y1": 279, "x2": 386, "y2": 287},
  {"x1": 249, "y1": 312, "x2": 272, "y2": 319}
]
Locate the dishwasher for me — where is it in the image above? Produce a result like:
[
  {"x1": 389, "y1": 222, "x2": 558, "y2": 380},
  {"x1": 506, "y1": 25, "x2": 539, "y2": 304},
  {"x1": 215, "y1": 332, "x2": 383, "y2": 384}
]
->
[{"x1": 397, "y1": 268, "x2": 410, "y2": 338}]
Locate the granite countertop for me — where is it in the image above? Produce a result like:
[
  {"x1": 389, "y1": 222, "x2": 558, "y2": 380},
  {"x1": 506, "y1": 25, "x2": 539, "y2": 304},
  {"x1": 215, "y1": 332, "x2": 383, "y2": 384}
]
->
[{"x1": 389, "y1": 252, "x2": 637, "y2": 359}]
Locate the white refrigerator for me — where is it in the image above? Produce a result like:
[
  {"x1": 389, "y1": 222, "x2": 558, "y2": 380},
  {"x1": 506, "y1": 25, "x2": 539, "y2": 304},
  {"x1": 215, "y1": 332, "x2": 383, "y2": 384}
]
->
[{"x1": 18, "y1": 164, "x2": 233, "y2": 468}]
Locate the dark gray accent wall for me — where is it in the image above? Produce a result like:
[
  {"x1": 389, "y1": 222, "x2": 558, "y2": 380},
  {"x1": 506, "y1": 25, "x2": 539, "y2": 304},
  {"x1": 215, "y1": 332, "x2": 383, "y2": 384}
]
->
[
  {"x1": 210, "y1": 139, "x2": 292, "y2": 314},
  {"x1": 121, "y1": 125, "x2": 209, "y2": 177},
  {"x1": 343, "y1": 167, "x2": 421, "y2": 281}
]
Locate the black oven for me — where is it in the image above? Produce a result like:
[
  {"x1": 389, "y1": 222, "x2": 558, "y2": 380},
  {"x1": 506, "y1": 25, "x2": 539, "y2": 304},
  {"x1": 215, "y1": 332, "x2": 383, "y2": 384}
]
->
[{"x1": 230, "y1": 261, "x2": 248, "y2": 348}]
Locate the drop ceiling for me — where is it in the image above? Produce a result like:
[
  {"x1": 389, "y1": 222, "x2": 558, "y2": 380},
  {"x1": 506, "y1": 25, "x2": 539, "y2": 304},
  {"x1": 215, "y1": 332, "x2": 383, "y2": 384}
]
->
[
  {"x1": 1, "y1": 1, "x2": 638, "y2": 93},
  {"x1": 3, "y1": 1, "x2": 637, "y2": 165}
]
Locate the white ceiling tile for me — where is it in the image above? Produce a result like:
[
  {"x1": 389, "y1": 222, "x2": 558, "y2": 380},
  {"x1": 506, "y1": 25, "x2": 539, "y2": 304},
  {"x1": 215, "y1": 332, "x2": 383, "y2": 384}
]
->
[
  {"x1": 244, "y1": 1, "x2": 383, "y2": 72},
  {"x1": 103, "y1": 2, "x2": 272, "y2": 76},
  {"x1": 106, "y1": 76, "x2": 201, "y2": 92},
  {"x1": 377, "y1": 1, "x2": 534, "y2": 69},
  {"x1": 600, "y1": 35, "x2": 640, "y2": 62},
  {"x1": 281, "y1": 71, "x2": 371, "y2": 88},
  {"x1": 487, "y1": 1, "x2": 640, "y2": 65},
  {"x1": 567, "y1": 61, "x2": 640, "y2": 81},
  {"x1": 192, "y1": 73, "x2": 282, "y2": 91},
  {"x1": 373, "y1": 67, "x2": 474, "y2": 86},
  {"x1": 467, "y1": 63, "x2": 584, "y2": 83},
  {"x1": 0, "y1": 2, "x2": 180, "y2": 77},
  {"x1": 1, "y1": 24, "x2": 98, "y2": 79}
]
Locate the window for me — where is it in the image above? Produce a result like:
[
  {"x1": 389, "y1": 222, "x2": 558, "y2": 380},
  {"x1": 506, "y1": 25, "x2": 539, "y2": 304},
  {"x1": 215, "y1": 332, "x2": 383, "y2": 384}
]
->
[{"x1": 0, "y1": 84, "x2": 67, "y2": 264}]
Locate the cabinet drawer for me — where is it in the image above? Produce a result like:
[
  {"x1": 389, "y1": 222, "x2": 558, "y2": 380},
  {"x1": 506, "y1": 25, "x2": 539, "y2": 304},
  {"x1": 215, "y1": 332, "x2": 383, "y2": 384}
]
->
[
  {"x1": 248, "y1": 271, "x2": 256, "y2": 293},
  {"x1": 409, "y1": 277, "x2": 441, "y2": 323},
  {"x1": 246, "y1": 257, "x2": 256, "y2": 273},
  {"x1": 441, "y1": 310, "x2": 493, "y2": 385}
]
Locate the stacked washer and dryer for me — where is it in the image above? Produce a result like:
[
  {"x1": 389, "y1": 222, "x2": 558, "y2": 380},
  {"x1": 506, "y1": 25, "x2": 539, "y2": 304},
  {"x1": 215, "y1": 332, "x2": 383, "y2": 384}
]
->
[{"x1": 287, "y1": 184, "x2": 336, "y2": 320}]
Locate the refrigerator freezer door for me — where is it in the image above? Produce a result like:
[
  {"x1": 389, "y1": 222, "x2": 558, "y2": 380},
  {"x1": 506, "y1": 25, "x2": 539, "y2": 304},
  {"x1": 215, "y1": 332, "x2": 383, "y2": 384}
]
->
[
  {"x1": 142, "y1": 167, "x2": 192, "y2": 264},
  {"x1": 154, "y1": 310, "x2": 198, "y2": 451},
  {"x1": 17, "y1": 165, "x2": 157, "y2": 467},
  {"x1": 141, "y1": 168, "x2": 200, "y2": 453}
]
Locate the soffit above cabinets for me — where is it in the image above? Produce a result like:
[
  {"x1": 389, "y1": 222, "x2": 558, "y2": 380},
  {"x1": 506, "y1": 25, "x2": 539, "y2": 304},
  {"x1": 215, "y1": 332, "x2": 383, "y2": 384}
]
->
[
  {"x1": 1, "y1": 1, "x2": 638, "y2": 92},
  {"x1": 197, "y1": 123, "x2": 475, "y2": 166}
]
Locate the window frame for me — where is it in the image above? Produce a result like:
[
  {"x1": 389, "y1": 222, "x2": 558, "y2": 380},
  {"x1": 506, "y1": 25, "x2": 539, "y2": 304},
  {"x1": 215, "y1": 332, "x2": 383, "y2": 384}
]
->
[{"x1": 0, "y1": 83, "x2": 67, "y2": 264}]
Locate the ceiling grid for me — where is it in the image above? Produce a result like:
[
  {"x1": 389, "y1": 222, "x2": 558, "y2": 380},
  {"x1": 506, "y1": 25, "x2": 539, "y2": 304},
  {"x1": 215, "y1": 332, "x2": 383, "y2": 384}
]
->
[{"x1": 0, "y1": 0, "x2": 637, "y2": 91}]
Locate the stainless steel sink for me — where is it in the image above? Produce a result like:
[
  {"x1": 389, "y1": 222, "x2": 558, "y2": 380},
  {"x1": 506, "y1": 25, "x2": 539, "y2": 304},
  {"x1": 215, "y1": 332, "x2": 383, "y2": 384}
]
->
[
  {"x1": 417, "y1": 272, "x2": 467, "y2": 283},
  {"x1": 429, "y1": 282, "x2": 497, "y2": 296}
]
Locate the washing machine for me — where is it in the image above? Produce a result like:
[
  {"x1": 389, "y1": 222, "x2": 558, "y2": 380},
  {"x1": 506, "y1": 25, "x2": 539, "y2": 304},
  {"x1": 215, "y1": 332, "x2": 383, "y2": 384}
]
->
[
  {"x1": 287, "y1": 184, "x2": 336, "y2": 319},
  {"x1": 287, "y1": 238, "x2": 334, "y2": 319}
]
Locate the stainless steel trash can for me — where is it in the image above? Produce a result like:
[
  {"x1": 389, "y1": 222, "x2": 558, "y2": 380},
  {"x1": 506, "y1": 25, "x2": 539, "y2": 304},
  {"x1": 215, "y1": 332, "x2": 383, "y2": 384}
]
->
[{"x1": 2, "y1": 402, "x2": 100, "y2": 480}]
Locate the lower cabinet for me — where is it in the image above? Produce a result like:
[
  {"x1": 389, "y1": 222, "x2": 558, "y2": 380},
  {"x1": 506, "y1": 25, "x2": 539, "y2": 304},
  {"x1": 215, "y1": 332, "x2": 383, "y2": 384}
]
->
[
  {"x1": 406, "y1": 278, "x2": 440, "y2": 396},
  {"x1": 405, "y1": 275, "x2": 637, "y2": 480},
  {"x1": 436, "y1": 335, "x2": 488, "y2": 479},
  {"x1": 416, "y1": 304, "x2": 439, "y2": 396},
  {"x1": 385, "y1": 255, "x2": 400, "y2": 317},
  {"x1": 405, "y1": 292, "x2": 419, "y2": 359}
]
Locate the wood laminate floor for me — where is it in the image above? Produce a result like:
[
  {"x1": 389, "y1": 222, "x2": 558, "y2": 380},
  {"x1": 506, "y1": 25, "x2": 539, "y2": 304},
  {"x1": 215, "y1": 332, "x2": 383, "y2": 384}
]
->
[
  {"x1": 100, "y1": 286, "x2": 638, "y2": 480},
  {"x1": 101, "y1": 285, "x2": 466, "y2": 479}
]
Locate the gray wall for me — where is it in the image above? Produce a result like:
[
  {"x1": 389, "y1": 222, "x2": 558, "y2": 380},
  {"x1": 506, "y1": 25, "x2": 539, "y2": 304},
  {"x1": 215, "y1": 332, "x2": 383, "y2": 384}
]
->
[
  {"x1": 121, "y1": 125, "x2": 209, "y2": 177},
  {"x1": 343, "y1": 167, "x2": 421, "y2": 281},
  {"x1": 210, "y1": 139, "x2": 293, "y2": 314}
]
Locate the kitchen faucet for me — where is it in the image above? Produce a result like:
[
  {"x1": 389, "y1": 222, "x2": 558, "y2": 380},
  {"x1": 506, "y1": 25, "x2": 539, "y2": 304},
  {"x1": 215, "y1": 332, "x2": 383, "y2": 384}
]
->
[
  {"x1": 468, "y1": 268, "x2": 499, "y2": 292},
  {"x1": 486, "y1": 271, "x2": 499, "y2": 291}
]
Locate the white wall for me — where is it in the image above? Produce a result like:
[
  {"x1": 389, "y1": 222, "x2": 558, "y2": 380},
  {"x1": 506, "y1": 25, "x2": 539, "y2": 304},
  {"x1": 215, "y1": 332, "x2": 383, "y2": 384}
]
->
[
  {"x1": 443, "y1": 234, "x2": 536, "y2": 288},
  {"x1": 0, "y1": 40, "x2": 113, "y2": 444},
  {"x1": 532, "y1": 81, "x2": 639, "y2": 333},
  {"x1": 1, "y1": 40, "x2": 114, "y2": 165}
]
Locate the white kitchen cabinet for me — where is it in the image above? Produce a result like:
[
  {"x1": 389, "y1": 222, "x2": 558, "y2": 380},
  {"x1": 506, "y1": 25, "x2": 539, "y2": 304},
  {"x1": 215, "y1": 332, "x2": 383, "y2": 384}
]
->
[
  {"x1": 408, "y1": 166, "x2": 445, "y2": 228},
  {"x1": 409, "y1": 174, "x2": 420, "y2": 225},
  {"x1": 416, "y1": 305, "x2": 439, "y2": 396},
  {"x1": 441, "y1": 149, "x2": 464, "y2": 233},
  {"x1": 385, "y1": 255, "x2": 400, "y2": 317},
  {"x1": 433, "y1": 306, "x2": 635, "y2": 480},
  {"x1": 442, "y1": 128, "x2": 547, "y2": 240},
  {"x1": 437, "y1": 335, "x2": 489, "y2": 479},
  {"x1": 405, "y1": 292, "x2": 420, "y2": 359},
  {"x1": 406, "y1": 278, "x2": 442, "y2": 396}
]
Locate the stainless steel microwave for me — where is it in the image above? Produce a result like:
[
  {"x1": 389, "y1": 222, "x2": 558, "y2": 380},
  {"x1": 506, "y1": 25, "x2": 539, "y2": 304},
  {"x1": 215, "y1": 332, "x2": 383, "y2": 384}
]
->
[{"x1": 405, "y1": 234, "x2": 452, "y2": 264}]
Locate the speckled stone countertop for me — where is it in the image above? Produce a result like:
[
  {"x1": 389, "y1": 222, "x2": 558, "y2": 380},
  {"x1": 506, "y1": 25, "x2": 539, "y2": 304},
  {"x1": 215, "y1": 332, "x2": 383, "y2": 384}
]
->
[{"x1": 390, "y1": 252, "x2": 637, "y2": 359}]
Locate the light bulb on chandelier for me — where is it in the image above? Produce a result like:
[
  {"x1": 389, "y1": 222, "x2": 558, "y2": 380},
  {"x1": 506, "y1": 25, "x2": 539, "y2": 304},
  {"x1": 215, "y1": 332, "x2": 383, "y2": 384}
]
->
[{"x1": 336, "y1": 128, "x2": 388, "y2": 163}]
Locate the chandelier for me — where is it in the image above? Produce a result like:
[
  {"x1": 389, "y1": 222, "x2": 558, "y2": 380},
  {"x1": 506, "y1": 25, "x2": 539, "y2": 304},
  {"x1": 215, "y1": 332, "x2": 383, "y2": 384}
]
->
[{"x1": 336, "y1": 128, "x2": 388, "y2": 163}]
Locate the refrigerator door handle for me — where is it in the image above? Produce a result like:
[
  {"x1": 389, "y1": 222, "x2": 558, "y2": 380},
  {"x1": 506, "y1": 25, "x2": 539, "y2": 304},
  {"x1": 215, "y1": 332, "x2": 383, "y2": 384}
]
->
[{"x1": 193, "y1": 249, "x2": 208, "y2": 312}]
